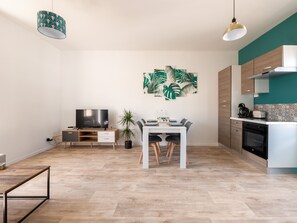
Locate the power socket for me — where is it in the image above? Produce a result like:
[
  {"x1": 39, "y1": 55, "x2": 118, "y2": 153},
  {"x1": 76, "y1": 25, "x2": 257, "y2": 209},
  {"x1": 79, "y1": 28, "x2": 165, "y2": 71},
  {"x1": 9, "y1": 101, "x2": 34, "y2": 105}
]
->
[{"x1": 46, "y1": 138, "x2": 53, "y2": 142}]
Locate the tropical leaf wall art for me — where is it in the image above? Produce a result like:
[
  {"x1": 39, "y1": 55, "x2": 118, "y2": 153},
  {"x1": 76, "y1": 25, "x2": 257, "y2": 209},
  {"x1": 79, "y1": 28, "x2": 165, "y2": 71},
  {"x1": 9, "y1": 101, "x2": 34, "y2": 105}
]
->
[{"x1": 143, "y1": 66, "x2": 198, "y2": 100}]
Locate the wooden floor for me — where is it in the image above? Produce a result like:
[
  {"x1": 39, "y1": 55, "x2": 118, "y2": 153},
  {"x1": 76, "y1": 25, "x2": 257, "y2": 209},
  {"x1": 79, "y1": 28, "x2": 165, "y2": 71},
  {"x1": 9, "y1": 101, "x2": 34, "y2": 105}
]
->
[{"x1": 2, "y1": 145, "x2": 297, "y2": 223}]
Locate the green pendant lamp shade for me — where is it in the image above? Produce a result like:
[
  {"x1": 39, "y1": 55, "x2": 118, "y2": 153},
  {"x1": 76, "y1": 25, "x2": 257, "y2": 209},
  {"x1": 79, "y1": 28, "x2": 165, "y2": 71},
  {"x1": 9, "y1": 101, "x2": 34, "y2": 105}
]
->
[{"x1": 37, "y1": 10, "x2": 66, "y2": 39}]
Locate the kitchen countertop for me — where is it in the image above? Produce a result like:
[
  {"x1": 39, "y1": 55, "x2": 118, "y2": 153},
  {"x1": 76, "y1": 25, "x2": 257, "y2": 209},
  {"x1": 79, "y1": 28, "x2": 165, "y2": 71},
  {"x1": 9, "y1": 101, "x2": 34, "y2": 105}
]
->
[{"x1": 230, "y1": 117, "x2": 297, "y2": 125}]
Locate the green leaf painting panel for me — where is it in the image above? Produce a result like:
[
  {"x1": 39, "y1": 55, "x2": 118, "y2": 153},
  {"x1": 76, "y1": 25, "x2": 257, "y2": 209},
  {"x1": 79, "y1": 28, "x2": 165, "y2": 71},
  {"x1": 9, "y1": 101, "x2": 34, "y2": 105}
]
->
[
  {"x1": 165, "y1": 66, "x2": 176, "y2": 83},
  {"x1": 163, "y1": 83, "x2": 181, "y2": 100},
  {"x1": 175, "y1": 69, "x2": 188, "y2": 84},
  {"x1": 143, "y1": 75, "x2": 149, "y2": 89},
  {"x1": 154, "y1": 70, "x2": 167, "y2": 85},
  {"x1": 143, "y1": 66, "x2": 198, "y2": 100}
]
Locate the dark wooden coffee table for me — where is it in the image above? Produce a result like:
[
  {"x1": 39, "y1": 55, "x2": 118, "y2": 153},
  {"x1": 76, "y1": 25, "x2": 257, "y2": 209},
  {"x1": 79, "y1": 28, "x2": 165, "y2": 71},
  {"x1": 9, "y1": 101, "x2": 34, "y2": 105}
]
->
[{"x1": 0, "y1": 166, "x2": 50, "y2": 223}]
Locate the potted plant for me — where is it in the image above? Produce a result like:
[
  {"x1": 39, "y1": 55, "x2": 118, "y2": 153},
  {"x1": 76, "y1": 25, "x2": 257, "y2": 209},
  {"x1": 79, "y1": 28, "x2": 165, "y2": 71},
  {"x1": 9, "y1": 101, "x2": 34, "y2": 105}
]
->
[{"x1": 119, "y1": 109, "x2": 135, "y2": 149}]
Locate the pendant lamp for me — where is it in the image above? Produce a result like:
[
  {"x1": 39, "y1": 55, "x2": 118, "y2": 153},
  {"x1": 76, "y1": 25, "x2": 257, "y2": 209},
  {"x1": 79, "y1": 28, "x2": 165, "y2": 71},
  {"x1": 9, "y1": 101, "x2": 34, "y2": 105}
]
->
[
  {"x1": 37, "y1": 0, "x2": 66, "y2": 39},
  {"x1": 222, "y1": 0, "x2": 247, "y2": 41}
]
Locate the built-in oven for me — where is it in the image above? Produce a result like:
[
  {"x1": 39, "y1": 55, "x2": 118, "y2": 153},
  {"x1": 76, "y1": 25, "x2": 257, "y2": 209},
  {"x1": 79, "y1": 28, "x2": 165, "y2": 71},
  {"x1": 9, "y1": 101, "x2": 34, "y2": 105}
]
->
[{"x1": 242, "y1": 122, "x2": 268, "y2": 160}]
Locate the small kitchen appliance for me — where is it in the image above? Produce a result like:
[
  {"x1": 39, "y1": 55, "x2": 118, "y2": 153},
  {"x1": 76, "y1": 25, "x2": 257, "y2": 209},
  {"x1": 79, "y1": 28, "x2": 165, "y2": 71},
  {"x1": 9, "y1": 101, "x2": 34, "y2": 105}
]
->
[
  {"x1": 238, "y1": 103, "x2": 250, "y2": 118},
  {"x1": 252, "y1": 110, "x2": 266, "y2": 119}
]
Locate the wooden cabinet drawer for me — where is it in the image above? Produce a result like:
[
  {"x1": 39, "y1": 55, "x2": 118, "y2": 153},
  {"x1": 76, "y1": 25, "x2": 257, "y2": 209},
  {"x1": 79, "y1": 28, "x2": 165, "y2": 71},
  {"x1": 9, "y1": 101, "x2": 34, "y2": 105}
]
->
[
  {"x1": 230, "y1": 125, "x2": 242, "y2": 152},
  {"x1": 231, "y1": 120, "x2": 242, "y2": 129},
  {"x1": 98, "y1": 131, "x2": 115, "y2": 142},
  {"x1": 231, "y1": 126, "x2": 241, "y2": 136},
  {"x1": 62, "y1": 131, "x2": 79, "y2": 142}
]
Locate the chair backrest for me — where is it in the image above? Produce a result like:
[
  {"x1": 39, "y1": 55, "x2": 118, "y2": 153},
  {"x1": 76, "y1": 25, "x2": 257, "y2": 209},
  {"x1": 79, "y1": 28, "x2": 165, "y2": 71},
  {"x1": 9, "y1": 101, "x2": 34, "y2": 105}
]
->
[
  {"x1": 185, "y1": 121, "x2": 193, "y2": 132},
  {"x1": 141, "y1": 118, "x2": 146, "y2": 124},
  {"x1": 180, "y1": 118, "x2": 187, "y2": 125},
  {"x1": 136, "y1": 121, "x2": 144, "y2": 141},
  {"x1": 136, "y1": 121, "x2": 143, "y2": 133}
]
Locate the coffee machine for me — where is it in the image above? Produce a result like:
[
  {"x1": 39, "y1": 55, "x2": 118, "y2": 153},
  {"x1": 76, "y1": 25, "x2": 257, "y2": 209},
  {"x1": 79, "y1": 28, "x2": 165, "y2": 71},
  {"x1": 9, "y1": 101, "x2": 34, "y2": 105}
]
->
[{"x1": 238, "y1": 103, "x2": 250, "y2": 118}]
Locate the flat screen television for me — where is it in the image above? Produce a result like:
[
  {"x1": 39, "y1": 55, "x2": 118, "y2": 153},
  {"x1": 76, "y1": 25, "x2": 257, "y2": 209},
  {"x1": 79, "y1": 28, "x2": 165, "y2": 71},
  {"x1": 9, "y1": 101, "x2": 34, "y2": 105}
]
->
[{"x1": 76, "y1": 109, "x2": 100, "y2": 129}]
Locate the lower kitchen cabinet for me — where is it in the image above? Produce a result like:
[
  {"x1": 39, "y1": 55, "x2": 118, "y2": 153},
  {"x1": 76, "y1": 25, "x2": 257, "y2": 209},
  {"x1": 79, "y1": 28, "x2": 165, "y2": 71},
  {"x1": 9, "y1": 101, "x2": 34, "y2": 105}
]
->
[
  {"x1": 230, "y1": 117, "x2": 297, "y2": 174},
  {"x1": 230, "y1": 120, "x2": 242, "y2": 153}
]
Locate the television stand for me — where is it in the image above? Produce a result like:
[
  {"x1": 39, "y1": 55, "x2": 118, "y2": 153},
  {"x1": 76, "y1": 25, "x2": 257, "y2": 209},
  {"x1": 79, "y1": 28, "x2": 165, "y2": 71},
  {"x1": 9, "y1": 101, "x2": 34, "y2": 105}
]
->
[{"x1": 62, "y1": 128, "x2": 119, "y2": 149}]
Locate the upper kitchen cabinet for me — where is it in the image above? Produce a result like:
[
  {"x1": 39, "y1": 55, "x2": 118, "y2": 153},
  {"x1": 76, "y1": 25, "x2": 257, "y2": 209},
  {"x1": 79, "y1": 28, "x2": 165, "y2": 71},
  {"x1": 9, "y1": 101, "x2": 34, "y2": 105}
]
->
[
  {"x1": 241, "y1": 60, "x2": 254, "y2": 94},
  {"x1": 242, "y1": 45, "x2": 297, "y2": 95},
  {"x1": 241, "y1": 60, "x2": 269, "y2": 95},
  {"x1": 254, "y1": 45, "x2": 297, "y2": 75}
]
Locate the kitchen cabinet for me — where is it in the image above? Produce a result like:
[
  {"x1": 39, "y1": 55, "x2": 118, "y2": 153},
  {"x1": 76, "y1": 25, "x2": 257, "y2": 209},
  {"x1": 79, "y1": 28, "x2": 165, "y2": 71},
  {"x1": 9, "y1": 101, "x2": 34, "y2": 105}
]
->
[
  {"x1": 231, "y1": 117, "x2": 297, "y2": 174},
  {"x1": 241, "y1": 61, "x2": 254, "y2": 94},
  {"x1": 218, "y1": 66, "x2": 253, "y2": 148},
  {"x1": 218, "y1": 66, "x2": 231, "y2": 147},
  {"x1": 230, "y1": 120, "x2": 242, "y2": 153},
  {"x1": 240, "y1": 45, "x2": 297, "y2": 95},
  {"x1": 254, "y1": 45, "x2": 297, "y2": 75},
  {"x1": 241, "y1": 60, "x2": 269, "y2": 95}
]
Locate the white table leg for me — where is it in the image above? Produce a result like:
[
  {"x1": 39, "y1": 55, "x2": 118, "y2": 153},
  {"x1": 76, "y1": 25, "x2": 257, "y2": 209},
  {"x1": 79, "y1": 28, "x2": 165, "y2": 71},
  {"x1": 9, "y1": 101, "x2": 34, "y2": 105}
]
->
[
  {"x1": 180, "y1": 128, "x2": 187, "y2": 169},
  {"x1": 143, "y1": 128, "x2": 149, "y2": 169}
]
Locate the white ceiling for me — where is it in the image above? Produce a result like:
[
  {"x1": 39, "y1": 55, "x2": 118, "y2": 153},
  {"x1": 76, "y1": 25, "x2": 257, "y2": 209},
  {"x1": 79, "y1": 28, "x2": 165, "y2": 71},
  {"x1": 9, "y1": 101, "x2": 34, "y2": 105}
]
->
[{"x1": 1, "y1": 0, "x2": 297, "y2": 51}]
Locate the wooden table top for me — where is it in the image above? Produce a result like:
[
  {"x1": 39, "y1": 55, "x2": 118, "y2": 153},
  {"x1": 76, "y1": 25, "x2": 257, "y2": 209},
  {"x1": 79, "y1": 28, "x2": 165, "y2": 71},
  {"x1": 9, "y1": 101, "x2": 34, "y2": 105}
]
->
[{"x1": 0, "y1": 165, "x2": 50, "y2": 194}]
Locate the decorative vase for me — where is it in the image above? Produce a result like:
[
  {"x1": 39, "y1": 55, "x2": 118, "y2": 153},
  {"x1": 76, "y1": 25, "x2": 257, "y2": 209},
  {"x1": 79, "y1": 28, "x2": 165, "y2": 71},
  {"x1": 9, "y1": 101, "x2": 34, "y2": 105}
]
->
[{"x1": 125, "y1": 140, "x2": 132, "y2": 149}]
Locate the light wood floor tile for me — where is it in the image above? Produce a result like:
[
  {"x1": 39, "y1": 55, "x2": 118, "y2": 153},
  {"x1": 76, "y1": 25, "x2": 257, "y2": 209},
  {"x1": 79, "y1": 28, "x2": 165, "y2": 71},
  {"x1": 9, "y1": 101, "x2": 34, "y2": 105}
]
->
[{"x1": 1, "y1": 146, "x2": 297, "y2": 222}]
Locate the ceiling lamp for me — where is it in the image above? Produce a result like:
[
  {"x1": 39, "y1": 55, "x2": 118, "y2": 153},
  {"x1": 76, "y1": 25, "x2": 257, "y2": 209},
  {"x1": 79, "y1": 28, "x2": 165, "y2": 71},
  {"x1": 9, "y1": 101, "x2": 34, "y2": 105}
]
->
[
  {"x1": 223, "y1": 0, "x2": 247, "y2": 41},
  {"x1": 37, "y1": 0, "x2": 66, "y2": 39}
]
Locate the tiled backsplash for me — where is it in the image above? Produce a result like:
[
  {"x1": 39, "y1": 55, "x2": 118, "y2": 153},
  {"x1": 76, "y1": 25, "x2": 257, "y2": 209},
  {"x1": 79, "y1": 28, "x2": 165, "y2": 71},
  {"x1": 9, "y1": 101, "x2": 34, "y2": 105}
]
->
[{"x1": 254, "y1": 104, "x2": 297, "y2": 122}]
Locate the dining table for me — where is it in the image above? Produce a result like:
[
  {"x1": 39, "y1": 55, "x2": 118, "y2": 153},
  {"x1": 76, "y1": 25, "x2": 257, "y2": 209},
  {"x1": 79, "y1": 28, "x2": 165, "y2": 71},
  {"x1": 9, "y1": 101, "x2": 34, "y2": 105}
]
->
[{"x1": 142, "y1": 122, "x2": 187, "y2": 169}]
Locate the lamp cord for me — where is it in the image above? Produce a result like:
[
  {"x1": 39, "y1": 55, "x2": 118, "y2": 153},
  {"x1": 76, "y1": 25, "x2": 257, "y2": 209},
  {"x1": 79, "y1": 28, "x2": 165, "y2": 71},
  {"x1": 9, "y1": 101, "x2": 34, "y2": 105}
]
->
[
  {"x1": 233, "y1": 0, "x2": 235, "y2": 19},
  {"x1": 231, "y1": 0, "x2": 236, "y2": 22}
]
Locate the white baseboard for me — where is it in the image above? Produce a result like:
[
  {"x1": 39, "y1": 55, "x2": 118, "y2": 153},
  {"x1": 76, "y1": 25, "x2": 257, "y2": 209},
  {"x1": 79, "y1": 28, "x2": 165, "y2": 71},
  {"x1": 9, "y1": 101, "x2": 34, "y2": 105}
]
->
[{"x1": 7, "y1": 145, "x2": 54, "y2": 165}]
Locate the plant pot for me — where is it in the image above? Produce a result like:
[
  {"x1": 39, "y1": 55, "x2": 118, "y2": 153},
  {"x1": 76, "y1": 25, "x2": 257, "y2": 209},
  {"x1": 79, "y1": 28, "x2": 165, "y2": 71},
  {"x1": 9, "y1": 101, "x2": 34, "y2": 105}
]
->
[{"x1": 125, "y1": 140, "x2": 132, "y2": 149}]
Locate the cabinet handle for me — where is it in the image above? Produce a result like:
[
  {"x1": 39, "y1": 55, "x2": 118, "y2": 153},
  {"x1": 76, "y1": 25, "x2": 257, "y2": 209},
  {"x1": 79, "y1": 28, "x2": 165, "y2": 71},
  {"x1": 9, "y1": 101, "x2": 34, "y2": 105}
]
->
[
  {"x1": 222, "y1": 105, "x2": 226, "y2": 108},
  {"x1": 246, "y1": 89, "x2": 250, "y2": 92},
  {"x1": 263, "y1": 66, "x2": 272, "y2": 70}
]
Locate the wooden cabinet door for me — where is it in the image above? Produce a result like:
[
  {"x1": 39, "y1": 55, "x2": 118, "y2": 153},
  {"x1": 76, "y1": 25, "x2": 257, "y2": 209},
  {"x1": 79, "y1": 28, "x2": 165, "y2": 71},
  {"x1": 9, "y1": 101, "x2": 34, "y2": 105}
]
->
[
  {"x1": 230, "y1": 120, "x2": 242, "y2": 152},
  {"x1": 241, "y1": 60, "x2": 255, "y2": 94},
  {"x1": 98, "y1": 131, "x2": 115, "y2": 142},
  {"x1": 254, "y1": 46, "x2": 283, "y2": 75},
  {"x1": 62, "y1": 131, "x2": 79, "y2": 142},
  {"x1": 218, "y1": 66, "x2": 231, "y2": 147}
]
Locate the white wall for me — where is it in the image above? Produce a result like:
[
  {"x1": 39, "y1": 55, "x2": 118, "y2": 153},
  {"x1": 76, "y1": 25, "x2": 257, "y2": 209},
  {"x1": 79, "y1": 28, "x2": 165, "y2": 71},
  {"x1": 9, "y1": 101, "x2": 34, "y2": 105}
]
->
[
  {"x1": 0, "y1": 14, "x2": 61, "y2": 164},
  {"x1": 61, "y1": 51, "x2": 237, "y2": 146}
]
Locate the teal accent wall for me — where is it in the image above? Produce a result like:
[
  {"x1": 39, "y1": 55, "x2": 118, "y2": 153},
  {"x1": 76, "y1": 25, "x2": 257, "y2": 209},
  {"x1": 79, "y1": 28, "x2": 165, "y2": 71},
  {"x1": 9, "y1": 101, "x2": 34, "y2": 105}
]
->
[{"x1": 238, "y1": 12, "x2": 297, "y2": 104}]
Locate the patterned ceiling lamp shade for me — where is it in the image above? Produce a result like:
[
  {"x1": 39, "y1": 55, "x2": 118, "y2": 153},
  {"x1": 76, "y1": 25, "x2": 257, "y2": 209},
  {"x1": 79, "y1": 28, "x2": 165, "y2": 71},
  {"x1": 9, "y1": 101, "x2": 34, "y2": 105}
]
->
[{"x1": 37, "y1": 10, "x2": 66, "y2": 39}]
